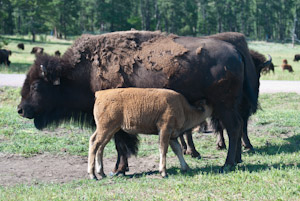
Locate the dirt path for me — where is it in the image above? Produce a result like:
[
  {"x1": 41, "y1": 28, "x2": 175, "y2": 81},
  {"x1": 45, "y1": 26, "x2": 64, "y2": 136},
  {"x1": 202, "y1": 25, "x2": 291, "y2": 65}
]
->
[{"x1": 0, "y1": 153, "x2": 168, "y2": 186}]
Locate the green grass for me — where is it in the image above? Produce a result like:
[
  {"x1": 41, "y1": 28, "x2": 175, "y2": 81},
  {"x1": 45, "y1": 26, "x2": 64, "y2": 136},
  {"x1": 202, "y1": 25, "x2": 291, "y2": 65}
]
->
[
  {"x1": 1, "y1": 35, "x2": 300, "y2": 81},
  {"x1": 0, "y1": 87, "x2": 300, "y2": 200}
]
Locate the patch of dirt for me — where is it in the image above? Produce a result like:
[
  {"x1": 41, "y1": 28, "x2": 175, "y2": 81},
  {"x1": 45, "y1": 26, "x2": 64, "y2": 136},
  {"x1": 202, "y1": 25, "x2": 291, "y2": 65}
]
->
[{"x1": 0, "y1": 153, "x2": 178, "y2": 187}]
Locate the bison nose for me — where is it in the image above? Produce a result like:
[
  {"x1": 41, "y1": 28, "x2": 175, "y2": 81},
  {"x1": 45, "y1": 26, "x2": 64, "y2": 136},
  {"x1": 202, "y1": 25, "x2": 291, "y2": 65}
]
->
[{"x1": 17, "y1": 106, "x2": 24, "y2": 116}]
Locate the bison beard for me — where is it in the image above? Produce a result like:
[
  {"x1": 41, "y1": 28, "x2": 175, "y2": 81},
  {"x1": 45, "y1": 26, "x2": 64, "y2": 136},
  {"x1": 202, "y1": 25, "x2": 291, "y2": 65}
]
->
[{"x1": 18, "y1": 31, "x2": 262, "y2": 175}]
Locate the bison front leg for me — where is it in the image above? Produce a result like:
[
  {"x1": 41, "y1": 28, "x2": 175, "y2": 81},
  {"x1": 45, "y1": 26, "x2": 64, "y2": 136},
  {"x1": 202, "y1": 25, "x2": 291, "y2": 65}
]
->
[
  {"x1": 184, "y1": 130, "x2": 201, "y2": 159},
  {"x1": 241, "y1": 119, "x2": 254, "y2": 151},
  {"x1": 169, "y1": 138, "x2": 190, "y2": 172},
  {"x1": 179, "y1": 135, "x2": 187, "y2": 154},
  {"x1": 216, "y1": 129, "x2": 226, "y2": 150},
  {"x1": 218, "y1": 109, "x2": 243, "y2": 172}
]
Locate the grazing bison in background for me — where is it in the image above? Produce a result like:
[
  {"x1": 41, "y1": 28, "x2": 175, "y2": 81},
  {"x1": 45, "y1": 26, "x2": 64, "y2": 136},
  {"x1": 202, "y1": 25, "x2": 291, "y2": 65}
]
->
[
  {"x1": 294, "y1": 54, "x2": 300, "y2": 62},
  {"x1": 261, "y1": 61, "x2": 275, "y2": 75},
  {"x1": 89, "y1": 88, "x2": 212, "y2": 179},
  {"x1": 31, "y1": 47, "x2": 44, "y2": 54},
  {"x1": 281, "y1": 59, "x2": 294, "y2": 72},
  {"x1": 17, "y1": 43, "x2": 25, "y2": 50},
  {"x1": 18, "y1": 30, "x2": 260, "y2": 175},
  {"x1": 0, "y1": 49, "x2": 12, "y2": 66},
  {"x1": 55, "y1": 50, "x2": 61, "y2": 57}
]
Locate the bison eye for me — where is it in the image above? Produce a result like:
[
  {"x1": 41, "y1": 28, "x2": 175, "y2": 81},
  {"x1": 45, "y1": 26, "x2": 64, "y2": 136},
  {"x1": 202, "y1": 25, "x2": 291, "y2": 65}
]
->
[{"x1": 30, "y1": 82, "x2": 39, "y2": 91}]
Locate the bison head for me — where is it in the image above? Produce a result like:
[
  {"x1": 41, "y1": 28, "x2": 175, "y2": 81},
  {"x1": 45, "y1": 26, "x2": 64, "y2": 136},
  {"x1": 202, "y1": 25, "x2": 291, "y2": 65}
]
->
[{"x1": 17, "y1": 54, "x2": 94, "y2": 129}]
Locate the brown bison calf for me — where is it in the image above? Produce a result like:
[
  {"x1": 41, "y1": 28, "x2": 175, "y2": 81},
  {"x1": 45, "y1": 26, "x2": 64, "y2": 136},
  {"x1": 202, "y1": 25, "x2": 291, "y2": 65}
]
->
[
  {"x1": 281, "y1": 59, "x2": 294, "y2": 72},
  {"x1": 88, "y1": 88, "x2": 212, "y2": 179}
]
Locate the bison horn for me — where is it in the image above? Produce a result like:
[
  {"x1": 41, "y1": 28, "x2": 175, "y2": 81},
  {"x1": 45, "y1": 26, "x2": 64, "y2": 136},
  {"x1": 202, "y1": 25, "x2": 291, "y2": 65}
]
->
[
  {"x1": 262, "y1": 54, "x2": 272, "y2": 67},
  {"x1": 40, "y1": 65, "x2": 47, "y2": 76}
]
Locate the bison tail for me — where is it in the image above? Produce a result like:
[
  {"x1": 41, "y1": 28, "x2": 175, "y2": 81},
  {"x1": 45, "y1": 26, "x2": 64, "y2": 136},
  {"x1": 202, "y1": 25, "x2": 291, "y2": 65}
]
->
[
  {"x1": 114, "y1": 130, "x2": 140, "y2": 157},
  {"x1": 242, "y1": 55, "x2": 259, "y2": 115}
]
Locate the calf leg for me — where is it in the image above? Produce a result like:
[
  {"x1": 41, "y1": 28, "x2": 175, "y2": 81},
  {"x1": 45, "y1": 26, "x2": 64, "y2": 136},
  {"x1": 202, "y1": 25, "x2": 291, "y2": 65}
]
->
[
  {"x1": 169, "y1": 138, "x2": 189, "y2": 172},
  {"x1": 88, "y1": 129, "x2": 116, "y2": 179},
  {"x1": 159, "y1": 128, "x2": 171, "y2": 178}
]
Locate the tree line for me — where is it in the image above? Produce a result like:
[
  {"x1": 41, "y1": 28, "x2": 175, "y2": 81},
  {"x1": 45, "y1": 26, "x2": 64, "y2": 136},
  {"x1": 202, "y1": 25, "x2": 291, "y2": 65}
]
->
[{"x1": 0, "y1": 0, "x2": 299, "y2": 42}]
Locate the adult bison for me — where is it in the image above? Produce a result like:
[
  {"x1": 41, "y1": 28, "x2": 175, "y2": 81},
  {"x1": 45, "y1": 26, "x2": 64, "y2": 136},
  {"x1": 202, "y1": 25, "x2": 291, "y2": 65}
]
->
[
  {"x1": 0, "y1": 49, "x2": 12, "y2": 66},
  {"x1": 177, "y1": 49, "x2": 272, "y2": 158},
  {"x1": 18, "y1": 30, "x2": 258, "y2": 174}
]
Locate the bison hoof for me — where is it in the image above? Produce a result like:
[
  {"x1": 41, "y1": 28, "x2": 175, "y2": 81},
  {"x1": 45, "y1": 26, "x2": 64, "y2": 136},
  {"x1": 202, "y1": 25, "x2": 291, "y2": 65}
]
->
[
  {"x1": 243, "y1": 147, "x2": 255, "y2": 153},
  {"x1": 109, "y1": 171, "x2": 126, "y2": 177},
  {"x1": 219, "y1": 164, "x2": 235, "y2": 173},
  {"x1": 216, "y1": 143, "x2": 226, "y2": 150},
  {"x1": 186, "y1": 149, "x2": 201, "y2": 159}
]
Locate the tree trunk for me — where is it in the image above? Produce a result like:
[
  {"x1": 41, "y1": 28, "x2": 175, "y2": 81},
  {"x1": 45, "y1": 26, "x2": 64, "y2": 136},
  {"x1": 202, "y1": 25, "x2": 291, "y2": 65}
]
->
[{"x1": 32, "y1": 31, "x2": 36, "y2": 42}]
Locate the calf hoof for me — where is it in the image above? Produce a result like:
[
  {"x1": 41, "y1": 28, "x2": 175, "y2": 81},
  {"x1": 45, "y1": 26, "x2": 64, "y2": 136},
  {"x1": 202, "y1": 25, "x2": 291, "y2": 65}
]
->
[
  {"x1": 89, "y1": 174, "x2": 98, "y2": 180},
  {"x1": 160, "y1": 172, "x2": 168, "y2": 178}
]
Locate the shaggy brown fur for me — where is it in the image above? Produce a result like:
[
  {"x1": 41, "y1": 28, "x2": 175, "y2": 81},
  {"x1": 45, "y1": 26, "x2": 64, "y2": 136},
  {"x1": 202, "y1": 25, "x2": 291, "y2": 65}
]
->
[
  {"x1": 281, "y1": 59, "x2": 294, "y2": 72},
  {"x1": 88, "y1": 88, "x2": 212, "y2": 179}
]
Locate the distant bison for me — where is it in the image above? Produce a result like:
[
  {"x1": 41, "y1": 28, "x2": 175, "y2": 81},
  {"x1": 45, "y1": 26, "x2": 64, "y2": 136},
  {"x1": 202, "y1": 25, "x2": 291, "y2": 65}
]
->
[
  {"x1": 294, "y1": 54, "x2": 300, "y2": 62},
  {"x1": 54, "y1": 50, "x2": 61, "y2": 57},
  {"x1": 17, "y1": 43, "x2": 25, "y2": 50},
  {"x1": 0, "y1": 49, "x2": 11, "y2": 66},
  {"x1": 31, "y1": 47, "x2": 44, "y2": 54},
  {"x1": 281, "y1": 59, "x2": 294, "y2": 72}
]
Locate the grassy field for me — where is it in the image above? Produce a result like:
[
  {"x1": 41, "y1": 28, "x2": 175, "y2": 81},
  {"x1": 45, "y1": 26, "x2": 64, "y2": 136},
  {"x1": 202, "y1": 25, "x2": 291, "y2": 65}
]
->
[
  {"x1": 0, "y1": 86, "x2": 299, "y2": 200},
  {"x1": 249, "y1": 41, "x2": 300, "y2": 80},
  {"x1": 0, "y1": 35, "x2": 300, "y2": 80},
  {"x1": 0, "y1": 35, "x2": 72, "y2": 73}
]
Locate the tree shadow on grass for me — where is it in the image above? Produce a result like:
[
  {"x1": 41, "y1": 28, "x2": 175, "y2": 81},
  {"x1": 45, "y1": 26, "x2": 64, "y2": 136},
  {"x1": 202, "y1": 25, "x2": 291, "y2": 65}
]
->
[
  {"x1": 0, "y1": 62, "x2": 31, "y2": 73},
  {"x1": 123, "y1": 135, "x2": 300, "y2": 178},
  {"x1": 252, "y1": 134, "x2": 300, "y2": 156}
]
